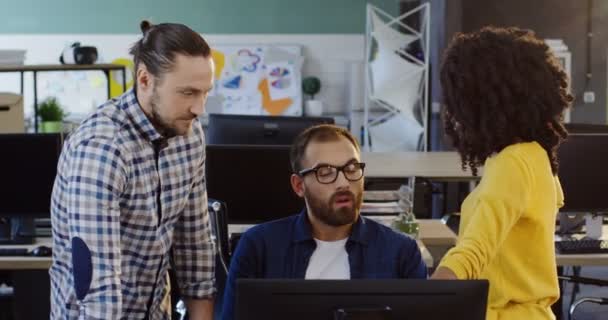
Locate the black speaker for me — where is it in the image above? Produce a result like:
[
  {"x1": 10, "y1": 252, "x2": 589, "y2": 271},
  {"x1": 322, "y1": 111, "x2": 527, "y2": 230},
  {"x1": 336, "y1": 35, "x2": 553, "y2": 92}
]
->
[{"x1": 413, "y1": 178, "x2": 433, "y2": 219}]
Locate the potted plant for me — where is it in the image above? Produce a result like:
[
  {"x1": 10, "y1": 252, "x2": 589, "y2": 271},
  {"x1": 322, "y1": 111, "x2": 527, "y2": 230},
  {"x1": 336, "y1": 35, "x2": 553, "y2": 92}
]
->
[
  {"x1": 302, "y1": 76, "x2": 323, "y2": 116},
  {"x1": 391, "y1": 212, "x2": 419, "y2": 239},
  {"x1": 38, "y1": 97, "x2": 66, "y2": 133}
]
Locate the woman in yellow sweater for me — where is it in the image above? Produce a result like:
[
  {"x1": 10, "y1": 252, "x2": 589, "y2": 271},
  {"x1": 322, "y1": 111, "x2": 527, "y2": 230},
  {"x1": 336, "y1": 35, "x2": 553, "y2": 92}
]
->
[{"x1": 431, "y1": 27, "x2": 573, "y2": 319}]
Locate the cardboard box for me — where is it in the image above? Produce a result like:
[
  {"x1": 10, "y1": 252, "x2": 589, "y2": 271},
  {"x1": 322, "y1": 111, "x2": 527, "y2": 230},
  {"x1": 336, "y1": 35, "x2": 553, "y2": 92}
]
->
[{"x1": 0, "y1": 92, "x2": 24, "y2": 133}]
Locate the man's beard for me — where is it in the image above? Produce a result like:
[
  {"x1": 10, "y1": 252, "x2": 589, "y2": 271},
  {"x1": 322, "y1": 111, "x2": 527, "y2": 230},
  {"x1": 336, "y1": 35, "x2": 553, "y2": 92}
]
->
[
  {"x1": 149, "y1": 87, "x2": 179, "y2": 137},
  {"x1": 305, "y1": 189, "x2": 362, "y2": 227}
]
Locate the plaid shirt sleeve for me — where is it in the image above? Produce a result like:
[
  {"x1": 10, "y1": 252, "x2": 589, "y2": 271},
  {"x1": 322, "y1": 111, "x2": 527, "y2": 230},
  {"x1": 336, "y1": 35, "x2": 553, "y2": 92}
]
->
[
  {"x1": 65, "y1": 138, "x2": 127, "y2": 319},
  {"x1": 172, "y1": 145, "x2": 216, "y2": 299}
]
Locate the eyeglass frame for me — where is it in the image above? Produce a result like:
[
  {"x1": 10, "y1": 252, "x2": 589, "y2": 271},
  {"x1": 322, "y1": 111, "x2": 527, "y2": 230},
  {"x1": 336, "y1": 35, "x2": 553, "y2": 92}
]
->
[{"x1": 297, "y1": 161, "x2": 366, "y2": 184}]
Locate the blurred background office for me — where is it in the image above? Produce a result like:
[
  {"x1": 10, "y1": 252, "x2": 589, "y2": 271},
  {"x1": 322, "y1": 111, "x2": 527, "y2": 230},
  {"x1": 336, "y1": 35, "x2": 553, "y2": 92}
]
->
[{"x1": 0, "y1": 1, "x2": 606, "y2": 319}]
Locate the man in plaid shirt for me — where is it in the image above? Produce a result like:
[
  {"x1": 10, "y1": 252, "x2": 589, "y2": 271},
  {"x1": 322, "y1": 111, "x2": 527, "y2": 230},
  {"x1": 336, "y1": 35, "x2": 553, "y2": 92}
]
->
[{"x1": 50, "y1": 21, "x2": 216, "y2": 319}]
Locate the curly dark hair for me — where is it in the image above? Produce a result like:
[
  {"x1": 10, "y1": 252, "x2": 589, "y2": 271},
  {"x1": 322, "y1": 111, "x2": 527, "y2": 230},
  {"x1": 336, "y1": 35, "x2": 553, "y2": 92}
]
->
[{"x1": 440, "y1": 26, "x2": 573, "y2": 176}]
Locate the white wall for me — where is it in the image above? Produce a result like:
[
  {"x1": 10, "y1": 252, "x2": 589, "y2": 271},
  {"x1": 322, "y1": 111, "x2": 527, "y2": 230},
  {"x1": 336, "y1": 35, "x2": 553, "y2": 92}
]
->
[{"x1": 0, "y1": 34, "x2": 366, "y2": 122}]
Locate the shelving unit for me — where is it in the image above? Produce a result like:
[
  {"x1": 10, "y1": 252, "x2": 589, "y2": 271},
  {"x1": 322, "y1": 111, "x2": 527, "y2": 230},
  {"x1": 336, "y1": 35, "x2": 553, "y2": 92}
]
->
[{"x1": 0, "y1": 64, "x2": 127, "y2": 132}]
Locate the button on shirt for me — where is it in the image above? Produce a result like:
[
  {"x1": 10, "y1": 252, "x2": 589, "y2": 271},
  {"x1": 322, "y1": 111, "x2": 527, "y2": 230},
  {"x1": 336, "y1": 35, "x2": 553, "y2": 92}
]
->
[{"x1": 49, "y1": 89, "x2": 215, "y2": 319}]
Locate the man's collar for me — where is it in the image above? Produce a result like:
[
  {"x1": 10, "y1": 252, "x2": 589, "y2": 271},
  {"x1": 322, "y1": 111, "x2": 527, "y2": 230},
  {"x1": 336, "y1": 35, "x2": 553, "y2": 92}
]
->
[
  {"x1": 292, "y1": 209, "x2": 314, "y2": 242},
  {"x1": 292, "y1": 209, "x2": 369, "y2": 245},
  {"x1": 121, "y1": 88, "x2": 164, "y2": 143},
  {"x1": 348, "y1": 213, "x2": 369, "y2": 245}
]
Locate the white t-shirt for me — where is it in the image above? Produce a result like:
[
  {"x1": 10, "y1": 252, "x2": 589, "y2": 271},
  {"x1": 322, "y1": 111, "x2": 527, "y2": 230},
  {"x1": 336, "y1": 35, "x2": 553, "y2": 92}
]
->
[{"x1": 304, "y1": 238, "x2": 350, "y2": 279}]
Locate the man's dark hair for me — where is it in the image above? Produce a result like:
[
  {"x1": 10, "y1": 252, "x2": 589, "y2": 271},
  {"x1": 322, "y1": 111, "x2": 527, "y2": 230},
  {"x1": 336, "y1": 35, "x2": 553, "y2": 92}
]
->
[
  {"x1": 441, "y1": 26, "x2": 573, "y2": 176},
  {"x1": 129, "y1": 20, "x2": 211, "y2": 87},
  {"x1": 290, "y1": 124, "x2": 360, "y2": 173}
]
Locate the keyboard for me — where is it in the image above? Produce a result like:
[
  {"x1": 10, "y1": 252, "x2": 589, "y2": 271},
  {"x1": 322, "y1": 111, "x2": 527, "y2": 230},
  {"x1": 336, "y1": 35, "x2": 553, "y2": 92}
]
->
[
  {"x1": 0, "y1": 248, "x2": 29, "y2": 256},
  {"x1": 555, "y1": 240, "x2": 608, "y2": 254}
]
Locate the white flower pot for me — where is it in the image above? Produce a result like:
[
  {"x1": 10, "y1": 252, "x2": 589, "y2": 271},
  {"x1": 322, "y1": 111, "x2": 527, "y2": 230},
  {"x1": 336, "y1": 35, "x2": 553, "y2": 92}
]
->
[{"x1": 305, "y1": 100, "x2": 323, "y2": 117}]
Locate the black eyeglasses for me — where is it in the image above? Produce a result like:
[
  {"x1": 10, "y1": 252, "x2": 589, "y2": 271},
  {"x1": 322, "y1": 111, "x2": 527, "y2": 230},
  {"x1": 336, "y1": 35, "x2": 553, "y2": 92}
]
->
[{"x1": 298, "y1": 162, "x2": 366, "y2": 184}]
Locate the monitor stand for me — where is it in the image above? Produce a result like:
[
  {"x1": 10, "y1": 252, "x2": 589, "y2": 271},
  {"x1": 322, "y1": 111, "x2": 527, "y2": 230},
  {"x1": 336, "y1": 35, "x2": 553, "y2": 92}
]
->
[
  {"x1": 558, "y1": 212, "x2": 586, "y2": 235},
  {"x1": 585, "y1": 212, "x2": 604, "y2": 239},
  {"x1": 0, "y1": 217, "x2": 36, "y2": 244},
  {"x1": 334, "y1": 306, "x2": 392, "y2": 320}
]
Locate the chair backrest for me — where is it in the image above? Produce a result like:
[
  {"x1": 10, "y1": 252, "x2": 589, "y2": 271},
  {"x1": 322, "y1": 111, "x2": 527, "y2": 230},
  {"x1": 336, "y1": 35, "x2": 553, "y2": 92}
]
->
[
  {"x1": 208, "y1": 199, "x2": 230, "y2": 320},
  {"x1": 208, "y1": 199, "x2": 230, "y2": 271}
]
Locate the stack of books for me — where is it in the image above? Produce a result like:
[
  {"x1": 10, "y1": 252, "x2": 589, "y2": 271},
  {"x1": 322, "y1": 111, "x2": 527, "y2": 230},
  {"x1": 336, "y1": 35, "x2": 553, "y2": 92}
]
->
[{"x1": 361, "y1": 185, "x2": 412, "y2": 215}]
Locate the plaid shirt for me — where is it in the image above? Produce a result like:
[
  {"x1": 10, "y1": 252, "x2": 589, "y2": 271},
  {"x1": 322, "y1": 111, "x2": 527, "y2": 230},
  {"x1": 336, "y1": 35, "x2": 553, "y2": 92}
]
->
[{"x1": 50, "y1": 89, "x2": 215, "y2": 319}]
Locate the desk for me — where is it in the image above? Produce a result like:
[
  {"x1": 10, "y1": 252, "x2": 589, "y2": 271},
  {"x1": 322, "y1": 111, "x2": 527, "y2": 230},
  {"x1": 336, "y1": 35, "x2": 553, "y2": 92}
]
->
[
  {"x1": 367, "y1": 217, "x2": 457, "y2": 265},
  {"x1": 361, "y1": 152, "x2": 480, "y2": 219},
  {"x1": 556, "y1": 225, "x2": 608, "y2": 266},
  {"x1": 556, "y1": 253, "x2": 608, "y2": 266},
  {"x1": 418, "y1": 219, "x2": 458, "y2": 246},
  {"x1": 418, "y1": 219, "x2": 457, "y2": 265},
  {"x1": 0, "y1": 238, "x2": 51, "y2": 270},
  {"x1": 416, "y1": 241, "x2": 434, "y2": 267},
  {"x1": 361, "y1": 151, "x2": 479, "y2": 179},
  {"x1": 0, "y1": 238, "x2": 51, "y2": 319}
]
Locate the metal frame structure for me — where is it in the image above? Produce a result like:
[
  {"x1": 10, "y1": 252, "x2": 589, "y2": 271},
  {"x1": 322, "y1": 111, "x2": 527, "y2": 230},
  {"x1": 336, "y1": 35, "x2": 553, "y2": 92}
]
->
[{"x1": 363, "y1": 3, "x2": 430, "y2": 152}]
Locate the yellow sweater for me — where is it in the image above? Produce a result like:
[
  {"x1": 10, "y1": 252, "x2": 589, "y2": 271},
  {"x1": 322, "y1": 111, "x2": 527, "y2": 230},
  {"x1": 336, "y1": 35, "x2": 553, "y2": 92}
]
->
[{"x1": 439, "y1": 142, "x2": 563, "y2": 320}]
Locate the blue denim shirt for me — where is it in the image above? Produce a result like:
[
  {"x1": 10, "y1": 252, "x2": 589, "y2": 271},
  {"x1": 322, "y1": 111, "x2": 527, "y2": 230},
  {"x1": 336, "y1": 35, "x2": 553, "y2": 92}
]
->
[{"x1": 221, "y1": 210, "x2": 427, "y2": 320}]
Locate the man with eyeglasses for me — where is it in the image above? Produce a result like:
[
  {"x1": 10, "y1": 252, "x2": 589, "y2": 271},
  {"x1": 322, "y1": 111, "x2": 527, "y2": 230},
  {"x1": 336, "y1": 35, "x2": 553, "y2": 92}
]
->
[{"x1": 221, "y1": 124, "x2": 427, "y2": 320}]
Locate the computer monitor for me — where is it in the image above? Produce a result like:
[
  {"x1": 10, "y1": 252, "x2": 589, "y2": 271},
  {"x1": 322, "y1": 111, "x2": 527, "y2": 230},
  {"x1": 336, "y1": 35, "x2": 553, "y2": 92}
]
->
[
  {"x1": 0, "y1": 133, "x2": 62, "y2": 243},
  {"x1": 205, "y1": 144, "x2": 304, "y2": 224},
  {"x1": 206, "y1": 114, "x2": 334, "y2": 145},
  {"x1": 564, "y1": 123, "x2": 608, "y2": 134},
  {"x1": 235, "y1": 279, "x2": 489, "y2": 320},
  {"x1": 558, "y1": 133, "x2": 608, "y2": 212}
]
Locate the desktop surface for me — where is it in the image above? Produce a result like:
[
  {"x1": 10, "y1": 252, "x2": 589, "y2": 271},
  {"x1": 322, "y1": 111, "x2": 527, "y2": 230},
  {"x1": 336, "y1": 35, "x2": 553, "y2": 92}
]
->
[
  {"x1": 235, "y1": 279, "x2": 489, "y2": 320},
  {"x1": 0, "y1": 238, "x2": 53, "y2": 270},
  {"x1": 360, "y1": 151, "x2": 478, "y2": 179},
  {"x1": 564, "y1": 123, "x2": 608, "y2": 134}
]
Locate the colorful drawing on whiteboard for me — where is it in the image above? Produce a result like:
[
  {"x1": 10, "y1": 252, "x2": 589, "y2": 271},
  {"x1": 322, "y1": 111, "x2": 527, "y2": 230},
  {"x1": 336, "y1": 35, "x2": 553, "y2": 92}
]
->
[
  {"x1": 222, "y1": 75, "x2": 242, "y2": 89},
  {"x1": 211, "y1": 49, "x2": 225, "y2": 80},
  {"x1": 270, "y1": 67, "x2": 291, "y2": 89},
  {"x1": 269, "y1": 67, "x2": 289, "y2": 77},
  {"x1": 258, "y1": 78, "x2": 293, "y2": 115},
  {"x1": 232, "y1": 49, "x2": 261, "y2": 73},
  {"x1": 271, "y1": 78, "x2": 290, "y2": 89},
  {"x1": 209, "y1": 45, "x2": 302, "y2": 116}
]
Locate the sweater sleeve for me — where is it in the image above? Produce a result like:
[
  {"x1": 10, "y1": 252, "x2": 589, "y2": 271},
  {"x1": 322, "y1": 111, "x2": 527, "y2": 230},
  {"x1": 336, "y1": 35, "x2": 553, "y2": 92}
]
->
[{"x1": 439, "y1": 152, "x2": 533, "y2": 279}]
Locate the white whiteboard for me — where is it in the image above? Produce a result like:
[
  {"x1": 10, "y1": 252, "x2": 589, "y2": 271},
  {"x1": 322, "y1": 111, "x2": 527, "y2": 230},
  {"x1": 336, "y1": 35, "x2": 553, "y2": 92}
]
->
[{"x1": 209, "y1": 44, "x2": 303, "y2": 116}]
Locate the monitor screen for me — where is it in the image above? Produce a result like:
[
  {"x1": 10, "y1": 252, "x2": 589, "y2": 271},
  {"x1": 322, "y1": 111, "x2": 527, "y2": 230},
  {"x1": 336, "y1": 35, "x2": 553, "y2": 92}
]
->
[
  {"x1": 0, "y1": 133, "x2": 62, "y2": 217},
  {"x1": 558, "y1": 133, "x2": 608, "y2": 212},
  {"x1": 235, "y1": 279, "x2": 488, "y2": 320},
  {"x1": 565, "y1": 123, "x2": 608, "y2": 134},
  {"x1": 205, "y1": 144, "x2": 304, "y2": 224},
  {"x1": 206, "y1": 114, "x2": 334, "y2": 145}
]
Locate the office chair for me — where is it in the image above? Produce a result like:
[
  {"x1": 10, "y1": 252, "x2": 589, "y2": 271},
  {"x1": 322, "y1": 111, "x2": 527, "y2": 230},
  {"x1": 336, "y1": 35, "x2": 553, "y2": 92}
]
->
[
  {"x1": 174, "y1": 199, "x2": 231, "y2": 320},
  {"x1": 208, "y1": 200, "x2": 230, "y2": 274},
  {"x1": 570, "y1": 297, "x2": 607, "y2": 320},
  {"x1": 559, "y1": 275, "x2": 608, "y2": 320}
]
